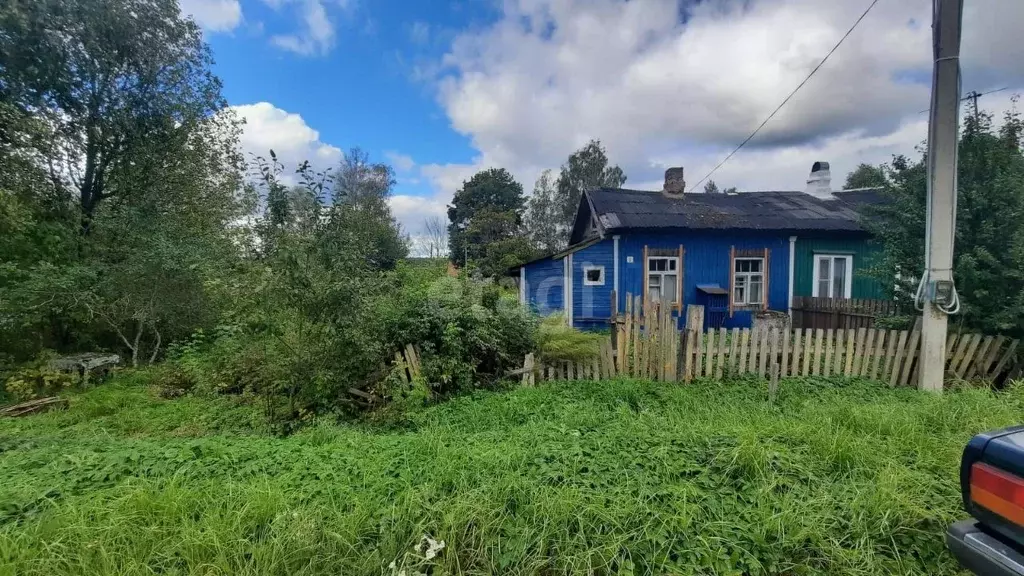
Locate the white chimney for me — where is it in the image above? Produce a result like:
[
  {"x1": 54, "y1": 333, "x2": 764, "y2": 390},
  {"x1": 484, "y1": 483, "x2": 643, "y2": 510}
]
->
[{"x1": 805, "y1": 161, "x2": 833, "y2": 198}]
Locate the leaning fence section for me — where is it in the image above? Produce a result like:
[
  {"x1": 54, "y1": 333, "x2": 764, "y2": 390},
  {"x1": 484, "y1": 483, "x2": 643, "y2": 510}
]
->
[{"x1": 510, "y1": 294, "x2": 1020, "y2": 387}]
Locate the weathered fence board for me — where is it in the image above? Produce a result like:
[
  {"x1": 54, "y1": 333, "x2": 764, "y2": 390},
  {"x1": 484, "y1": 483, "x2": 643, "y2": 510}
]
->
[
  {"x1": 791, "y1": 296, "x2": 898, "y2": 330},
  {"x1": 515, "y1": 293, "x2": 1020, "y2": 387}
]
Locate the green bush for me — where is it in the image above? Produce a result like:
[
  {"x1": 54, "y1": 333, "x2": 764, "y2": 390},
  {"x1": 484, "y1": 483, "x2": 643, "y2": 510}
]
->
[
  {"x1": 2, "y1": 353, "x2": 77, "y2": 402},
  {"x1": 875, "y1": 315, "x2": 915, "y2": 331},
  {"x1": 378, "y1": 275, "x2": 537, "y2": 398},
  {"x1": 158, "y1": 273, "x2": 538, "y2": 427},
  {"x1": 535, "y1": 315, "x2": 602, "y2": 363}
]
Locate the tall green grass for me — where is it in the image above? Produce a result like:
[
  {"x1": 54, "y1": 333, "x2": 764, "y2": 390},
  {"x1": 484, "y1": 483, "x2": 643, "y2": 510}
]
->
[{"x1": 1, "y1": 374, "x2": 1019, "y2": 575}]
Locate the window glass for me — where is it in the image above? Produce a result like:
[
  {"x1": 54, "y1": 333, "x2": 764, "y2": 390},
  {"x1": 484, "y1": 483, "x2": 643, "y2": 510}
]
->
[
  {"x1": 646, "y1": 257, "x2": 679, "y2": 304},
  {"x1": 732, "y1": 257, "x2": 765, "y2": 306},
  {"x1": 648, "y1": 275, "x2": 661, "y2": 303},
  {"x1": 833, "y1": 257, "x2": 847, "y2": 298},
  {"x1": 749, "y1": 278, "x2": 763, "y2": 304},
  {"x1": 815, "y1": 255, "x2": 851, "y2": 298},
  {"x1": 664, "y1": 274, "x2": 677, "y2": 301}
]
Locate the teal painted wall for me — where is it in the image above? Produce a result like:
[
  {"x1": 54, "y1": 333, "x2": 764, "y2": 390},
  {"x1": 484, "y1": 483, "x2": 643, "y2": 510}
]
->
[{"x1": 793, "y1": 236, "x2": 886, "y2": 299}]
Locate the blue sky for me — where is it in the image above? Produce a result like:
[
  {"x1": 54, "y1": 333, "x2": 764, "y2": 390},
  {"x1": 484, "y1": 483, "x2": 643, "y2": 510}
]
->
[
  {"x1": 181, "y1": 0, "x2": 1024, "y2": 245},
  {"x1": 196, "y1": 0, "x2": 497, "y2": 199}
]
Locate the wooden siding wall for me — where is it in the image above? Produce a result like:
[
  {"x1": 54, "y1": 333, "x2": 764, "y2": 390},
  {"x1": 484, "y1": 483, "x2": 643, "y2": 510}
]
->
[
  {"x1": 618, "y1": 231, "x2": 791, "y2": 329},
  {"x1": 523, "y1": 257, "x2": 564, "y2": 315},
  {"x1": 571, "y1": 238, "x2": 616, "y2": 329},
  {"x1": 793, "y1": 236, "x2": 886, "y2": 299}
]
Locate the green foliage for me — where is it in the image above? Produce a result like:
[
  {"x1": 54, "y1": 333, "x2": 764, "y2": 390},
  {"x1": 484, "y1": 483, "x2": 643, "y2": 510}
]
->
[
  {"x1": 525, "y1": 140, "x2": 627, "y2": 253},
  {"x1": 844, "y1": 162, "x2": 888, "y2": 189},
  {"x1": 1, "y1": 375, "x2": 1019, "y2": 574},
  {"x1": 447, "y1": 168, "x2": 527, "y2": 271},
  {"x1": 703, "y1": 179, "x2": 721, "y2": 194},
  {"x1": 874, "y1": 315, "x2": 915, "y2": 331},
  {"x1": 330, "y1": 148, "x2": 409, "y2": 270},
  {"x1": 2, "y1": 356, "x2": 76, "y2": 402},
  {"x1": 535, "y1": 315, "x2": 601, "y2": 363},
  {"x1": 866, "y1": 105, "x2": 1024, "y2": 334},
  {"x1": 555, "y1": 139, "x2": 626, "y2": 233},
  {"x1": 0, "y1": 0, "x2": 244, "y2": 366},
  {"x1": 0, "y1": 0, "x2": 228, "y2": 229},
  {"x1": 377, "y1": 275, "x2": 537, "y2": 397},
  {"x1": 525, "y1": 169, "x2": 563, "y2": 253}
]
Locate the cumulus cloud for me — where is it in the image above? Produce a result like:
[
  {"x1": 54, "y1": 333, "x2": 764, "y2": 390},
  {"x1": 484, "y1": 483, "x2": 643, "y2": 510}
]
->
[
  {"x1": 230, "y1": 103, "x2": 448, "y2": 250},
  {"x1": 231, "y1": 102, "x2": 342, "y2": 179},
  {"x1": 180, "y1": 0, "x2": 243, "y2": 32},
  {"x1": 390, "y1": 193, "x2": 449, "y2": 240},
  {"x1": 265, "y1": 0, "x2": 351, "y2": 56},
  {"x1": 424, "y1": 0, "x2": 1024, "y2": 194},
  {"x1": 385, "y1": 151, "x2": 417, "y2": 172}
]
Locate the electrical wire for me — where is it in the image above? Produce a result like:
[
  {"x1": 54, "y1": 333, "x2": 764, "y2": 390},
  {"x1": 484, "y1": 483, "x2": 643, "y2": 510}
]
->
[
  {"x1": 916, "y1": 86, "x2": 1009, "y2": 114},
  {"x1": 686, "y1": 0, "x2": 882, "y2": 193}
]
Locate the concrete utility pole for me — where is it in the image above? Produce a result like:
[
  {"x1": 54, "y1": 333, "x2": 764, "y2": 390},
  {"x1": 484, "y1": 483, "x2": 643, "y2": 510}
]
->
[{"x1": 919, "y1": 0, "x2": 964, "y2": 392}]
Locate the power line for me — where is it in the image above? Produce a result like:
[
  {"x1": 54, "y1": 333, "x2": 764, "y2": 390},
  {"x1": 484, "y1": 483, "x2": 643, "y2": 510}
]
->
[
  {"x1": 916, "y1": 86, "x2": 1010, "y2": 113},
  {"x1": 687, "y1": 0, "x2": 882, "y2": 193}
]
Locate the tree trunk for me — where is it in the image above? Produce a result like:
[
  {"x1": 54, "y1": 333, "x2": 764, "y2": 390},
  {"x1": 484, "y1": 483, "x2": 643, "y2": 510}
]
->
[
  {"x1": 130, "y1": 320, "x2": 143, "y2": 368},
  {"x1": 148, "y1": 324, "x2": 162, "y2": 365}
]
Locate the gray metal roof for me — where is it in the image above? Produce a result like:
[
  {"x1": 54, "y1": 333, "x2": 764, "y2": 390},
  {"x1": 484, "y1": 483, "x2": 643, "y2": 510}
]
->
[{"x1": 585, "y1": 187, "x2": 883, "y2": 233}]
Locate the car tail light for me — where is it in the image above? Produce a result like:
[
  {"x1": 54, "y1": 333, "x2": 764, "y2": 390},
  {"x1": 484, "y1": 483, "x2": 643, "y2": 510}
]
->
[{"x1": 971, "y1": 462, "x2": 1024, "y2": 527}]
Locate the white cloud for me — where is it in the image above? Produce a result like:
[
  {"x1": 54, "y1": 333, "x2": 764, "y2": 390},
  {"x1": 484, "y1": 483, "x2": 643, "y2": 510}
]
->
[
  {"x1": 265, "y1": 0, "x2": 351, "y2": 56},
  {"x1": 231, "y1": 102, "x2": 342, "y2": 179},
  {"x1": 385, "y1": 151, "x2": 417, "y2": 172},
  {"x1": 180, "y1": 0, "x2": 243, "y2": 32},
  {"x1": 230, "y1": 103, "x2": 451, "y2": 245},
  {"x1": 423, "y1": 0, "x2": 1024, "y2": 195}
]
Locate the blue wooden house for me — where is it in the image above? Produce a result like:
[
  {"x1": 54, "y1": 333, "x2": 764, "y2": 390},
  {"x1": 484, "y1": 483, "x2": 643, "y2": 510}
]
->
[{"x1": 515, "y1": 163, "x2": 885, "y2": 330}]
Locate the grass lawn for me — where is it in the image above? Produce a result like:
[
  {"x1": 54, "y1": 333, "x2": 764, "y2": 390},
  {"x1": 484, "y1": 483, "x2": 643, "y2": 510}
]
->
[{"x1": 1, "y1": 374, "x2": 1020, "y2": 575}]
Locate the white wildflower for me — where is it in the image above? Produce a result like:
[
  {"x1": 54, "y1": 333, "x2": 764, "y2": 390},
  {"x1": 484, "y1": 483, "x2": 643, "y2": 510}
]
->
[{"x1": 419, "y1": 534, "x2": 446, "y2": 560}]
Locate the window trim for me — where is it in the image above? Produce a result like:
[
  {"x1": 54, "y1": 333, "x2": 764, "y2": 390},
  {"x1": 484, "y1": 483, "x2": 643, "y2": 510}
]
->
[
  {"x1": 812, "y1": 254, "x2": 853, "y2": 299},
  {"x1": 732, "y1": 256, "x2": 765, "y2": 307},
  {"x1": 645, "y1": 256, "x2": 680, "y2": 304},
  {"x1": 582, "y1": 265, "x2": 605, "y2": 286}
]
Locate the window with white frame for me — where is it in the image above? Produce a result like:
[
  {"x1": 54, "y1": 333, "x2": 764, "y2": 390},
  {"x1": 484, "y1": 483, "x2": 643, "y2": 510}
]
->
[
  {"x1": 732, "y1": 257, "x2": 764, "y2": 306},
  {"x1": 583, "y1": 265, "x2": 605, "y2": 286},
  {"x1": 813, "y1": 254, "x2": 853, "y2": 298},
  {"x1": 646, "y1": 257, "x2": 679, "y2": 304}
]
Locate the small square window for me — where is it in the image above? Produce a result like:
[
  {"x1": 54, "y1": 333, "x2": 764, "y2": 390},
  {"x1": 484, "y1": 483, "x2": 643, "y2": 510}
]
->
[{"x1": 583, "y1": 265, "x2": 605, "y2": 286}]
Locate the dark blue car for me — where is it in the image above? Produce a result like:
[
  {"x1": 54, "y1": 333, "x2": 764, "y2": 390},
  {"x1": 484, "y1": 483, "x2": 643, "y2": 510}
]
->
[{"x1": 948, "y1": 426, "x2": 1024, "y2": 575}]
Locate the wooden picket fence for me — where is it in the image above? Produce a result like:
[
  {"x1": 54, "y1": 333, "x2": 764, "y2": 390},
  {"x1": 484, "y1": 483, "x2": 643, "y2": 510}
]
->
[
  {"x1": 512, "y1": 295, "x2": 1021, "y2": 387},
  {"x1": 790, "y1": 296, "x2": 898, "y2": 330}
]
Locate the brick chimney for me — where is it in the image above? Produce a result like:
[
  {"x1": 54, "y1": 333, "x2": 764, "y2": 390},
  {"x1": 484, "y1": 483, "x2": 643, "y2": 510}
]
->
[
  {"x1": 663, "y1": 167, "x2": 685, "y2": 198},
  {"x1": 805, "y1": 161, "x2": 833, "y2": 199}
]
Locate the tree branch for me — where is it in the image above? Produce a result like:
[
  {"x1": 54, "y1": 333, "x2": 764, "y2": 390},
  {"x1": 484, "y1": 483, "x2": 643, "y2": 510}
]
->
[{"x1": 148, "y1": 322, "x2": 161, "y2": 365}]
